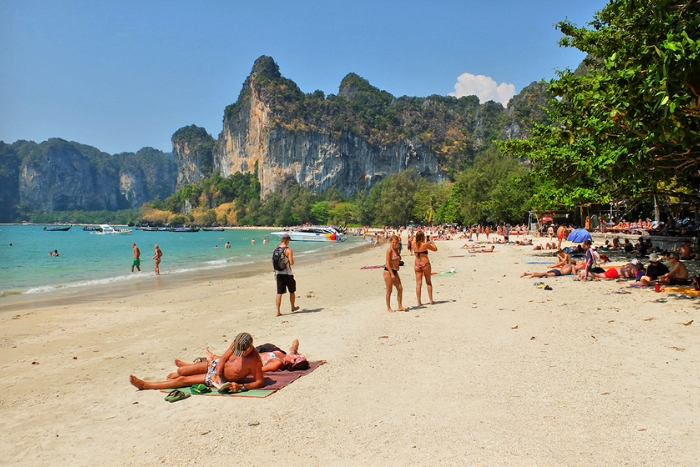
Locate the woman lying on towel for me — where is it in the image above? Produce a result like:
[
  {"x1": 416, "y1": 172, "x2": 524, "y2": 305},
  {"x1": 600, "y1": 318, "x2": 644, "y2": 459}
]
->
[
  {"x1": 129, "y1": 332, "x2": 265, "y2": 393},
  {"x1": 171, "y1": 339, "x2": 308, "y2": 375},
  {"x1": 255, "y1": 339, "x2": 309, "y2": 372},
  {"x1": 520, "y1": 260, "x2": 577, "y2": 278}
]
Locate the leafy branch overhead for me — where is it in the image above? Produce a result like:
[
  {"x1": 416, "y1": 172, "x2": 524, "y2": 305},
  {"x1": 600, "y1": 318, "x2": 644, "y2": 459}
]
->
[{"x1": 502, "y1": 0, "x2": 700, "y2": 207}]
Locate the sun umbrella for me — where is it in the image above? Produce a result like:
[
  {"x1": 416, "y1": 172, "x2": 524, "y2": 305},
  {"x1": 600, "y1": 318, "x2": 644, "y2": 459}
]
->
[
  {"x1": 541, "y1": 216, "x2": 553, "y2": 222},
  {"x1": 567, "y1": 228, "x2": 592, "y2": 243}
]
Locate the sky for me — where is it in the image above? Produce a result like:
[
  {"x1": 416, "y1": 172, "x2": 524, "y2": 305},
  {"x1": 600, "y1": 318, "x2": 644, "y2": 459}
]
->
[{"x1": 0, "y1": 0, "x2": 608, "y2": 155}]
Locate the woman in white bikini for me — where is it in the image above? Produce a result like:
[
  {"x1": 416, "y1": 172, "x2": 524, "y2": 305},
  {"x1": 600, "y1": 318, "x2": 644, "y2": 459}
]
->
[
  {"x1": 413, "y1": 230, "x2": 438, "y2": 306},
  {"x1": 383, "y1": 234, "x2": 405, "y2": 312}
]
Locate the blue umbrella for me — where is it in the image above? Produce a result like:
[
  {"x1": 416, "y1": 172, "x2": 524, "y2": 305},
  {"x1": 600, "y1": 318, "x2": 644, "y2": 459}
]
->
[{"x1": 567, "y1": 228, "x2": 592, "y2": 243}]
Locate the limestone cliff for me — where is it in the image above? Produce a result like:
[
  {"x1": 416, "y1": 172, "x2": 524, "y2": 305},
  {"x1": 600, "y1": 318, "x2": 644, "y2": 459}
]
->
[
  {"x1": 17, "y1": 139, "x2": 126, "y2": 211},
  {"x1": 214, "y1": 57, "x2": 442, "y2": 197},
  {"x1": 172, "y1": 125, "x2": 214, "y2": 188},
  {"x1": 173, "y1": 56, "x2": 545, "y2": 198},
  {"x1": 0, "y1": 139, "x2": 177, "y2": 220}
]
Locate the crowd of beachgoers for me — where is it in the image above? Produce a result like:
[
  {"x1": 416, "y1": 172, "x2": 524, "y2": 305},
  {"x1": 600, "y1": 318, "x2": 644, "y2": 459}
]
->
[{"x1": 365, "y1": 222, "x2": 699, "y2": 308}]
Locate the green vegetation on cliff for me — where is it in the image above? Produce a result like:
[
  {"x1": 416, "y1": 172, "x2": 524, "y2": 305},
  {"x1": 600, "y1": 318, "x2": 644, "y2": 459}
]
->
[{"x1": 223, "y1": 56, "x2": 550, "y2": 175}]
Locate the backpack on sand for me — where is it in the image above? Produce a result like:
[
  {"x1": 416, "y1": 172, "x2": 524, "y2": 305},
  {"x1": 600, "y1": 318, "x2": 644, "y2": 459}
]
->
[{"x1": 272, "y1": 247, "x2": 288, "y2": 271}]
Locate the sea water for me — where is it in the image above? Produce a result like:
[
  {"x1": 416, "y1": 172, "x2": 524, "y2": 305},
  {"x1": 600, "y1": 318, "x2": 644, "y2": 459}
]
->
[{"x1": 0, "y1": 225, "x2": 361, "y2": 300}]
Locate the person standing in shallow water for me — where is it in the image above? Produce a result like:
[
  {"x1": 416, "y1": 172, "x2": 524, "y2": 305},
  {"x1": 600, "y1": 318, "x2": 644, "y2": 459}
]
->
[
  {"x1": 153, "y1": 244, "x2": 163, "y2": 275},
  {"x1": 131, "y1": 243, "x2": 141, "y2": 272}
]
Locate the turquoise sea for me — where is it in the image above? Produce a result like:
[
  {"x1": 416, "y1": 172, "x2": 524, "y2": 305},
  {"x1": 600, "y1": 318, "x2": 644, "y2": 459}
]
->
[{"x1": 0, "y1": 225, "x2": 361, "y2": 307}]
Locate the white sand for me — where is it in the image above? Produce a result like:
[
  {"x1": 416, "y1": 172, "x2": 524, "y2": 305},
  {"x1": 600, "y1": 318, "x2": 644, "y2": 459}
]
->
[{"x1": 1, "y1": 236, "x2": 698, "y2": 466}]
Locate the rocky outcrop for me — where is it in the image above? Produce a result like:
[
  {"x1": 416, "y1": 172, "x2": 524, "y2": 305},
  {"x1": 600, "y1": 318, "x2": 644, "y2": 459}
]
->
[
  {"x1": 210, "y1": 57, "x2": 443, "y2": 197},
  {"x1": 173, "y1": 56, "x2": 548, "y2": 198},
  {"x1": 18, "y1": 139, "x2": 126, "y2": 211},
  {"x1": 0, "y1": 142, "x2": 21, "y2": 222},
  {"x1": 172, "y1": 125, "x2": 214, "y2": 188},
  {"x1": 503, "y1": 81, "x2": 551, "y2": 139},
  {"x1": 0, "y1": 139, "x2": 177, "y2": 219}
]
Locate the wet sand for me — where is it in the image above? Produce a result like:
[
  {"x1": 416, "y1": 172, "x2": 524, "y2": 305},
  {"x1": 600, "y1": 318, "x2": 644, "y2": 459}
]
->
[{"x1": 1, "y1": 236, "x2": 698, "y2": 466}]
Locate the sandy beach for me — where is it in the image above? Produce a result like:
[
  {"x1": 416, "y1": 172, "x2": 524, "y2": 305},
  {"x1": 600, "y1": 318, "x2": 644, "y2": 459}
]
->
[{"x1": 1, "y1": 235, "x2": 698, "y2": 466}]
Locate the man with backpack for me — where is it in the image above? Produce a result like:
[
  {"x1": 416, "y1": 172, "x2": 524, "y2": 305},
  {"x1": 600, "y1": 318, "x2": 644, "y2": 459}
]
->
[{"x1": 273, "y1": 233, "x2": 300, "y2": 317}]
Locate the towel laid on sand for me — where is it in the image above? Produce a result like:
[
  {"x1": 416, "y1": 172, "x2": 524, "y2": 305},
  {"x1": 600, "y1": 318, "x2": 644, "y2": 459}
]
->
[{"x1": 165, "y1": 360, "x2": 325, "y2": 398}]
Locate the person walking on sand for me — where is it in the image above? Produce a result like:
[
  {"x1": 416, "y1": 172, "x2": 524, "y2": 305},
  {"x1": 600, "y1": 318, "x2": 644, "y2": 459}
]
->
[
  {"x1": 153, "y1": 244, "x2": 163, "y2": 275},
  {"x1": 275, "y1": 233, "x2": 300, "y2": 317},
  {"x1": 556, "y1": 224, "x2": 566, "y2": 250},
  {"x1": 131, "y1": 243, "x2": 141, "y2": 272},
  {"x1": 384, "y1": 234, "x2": 405, "y2": 312},
  {"x1": 413, "y1": 230, "x2": 438, "y2": 306}
]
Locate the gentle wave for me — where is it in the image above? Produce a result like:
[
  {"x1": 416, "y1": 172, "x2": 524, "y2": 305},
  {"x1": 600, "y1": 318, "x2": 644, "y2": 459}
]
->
[
  {"x1": 24, "y1": 272, "x2": 138, "y2": 294},
  {"x1": 205, "y1": 259, "x2": 229, "y2": 265}
]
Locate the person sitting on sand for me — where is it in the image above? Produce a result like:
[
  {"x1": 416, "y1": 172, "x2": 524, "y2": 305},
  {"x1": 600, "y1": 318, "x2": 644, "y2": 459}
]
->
[
  {"x1": 680, "y1": 242, "x2": 695, "y2": 260},
  {"x1": 129, "y1": 332, "x2": 264, "y2": 394},
  {"x1": 551, "y1": 250, "x2": 571, "y2": 268},
  {"x1": 521, "y1": 260, "x2": 576, "y2": 278},
  {"x1": 639, "y1": 253, "x2": 670, "y2": 286},
  {"x1": 657, "y1": 252, "x2": 690, "y2": 286}
]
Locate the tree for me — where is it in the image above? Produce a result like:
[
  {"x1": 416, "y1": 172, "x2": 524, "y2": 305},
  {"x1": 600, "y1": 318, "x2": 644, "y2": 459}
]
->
[
  {"x1": 373, "y1": 170, "x2": 420, "y2": 226},
  {"x1": 452, "y1": 148, "x2": 530, "y2": 223},
  {"x1": 542, "y1": 0, "x2": 700, "y2": 200}
]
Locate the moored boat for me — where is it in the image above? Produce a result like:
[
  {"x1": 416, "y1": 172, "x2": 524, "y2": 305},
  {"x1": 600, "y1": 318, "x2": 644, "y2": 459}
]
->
[
  {"x1": 271, "y1": 226, "x2": 347, "y2": 242},
  {"x1": 170, "y1": 226, "x2": 200, "y2": 233},
  {"x1": 94, "y1": 225, "x2": 132, "y2": 235},
  {"x1": 43, "y1": 225, "x2": 72, "y2": 231},
  {"x1": 201, "y1": 227, "x2": 225, "y2": 231}
]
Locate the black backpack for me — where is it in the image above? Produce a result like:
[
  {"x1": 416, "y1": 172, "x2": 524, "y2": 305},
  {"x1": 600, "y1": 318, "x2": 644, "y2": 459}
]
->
[{"x1": 272, "y1": 247, "x2": 288, "y2": 271}]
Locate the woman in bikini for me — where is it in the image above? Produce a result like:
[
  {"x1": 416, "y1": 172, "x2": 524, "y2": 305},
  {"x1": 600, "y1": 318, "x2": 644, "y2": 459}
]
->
[
  {"x1": 153, "y1": 244, "x2": 163, "y2": 275},
  {"x1": 383, "y1": 234, "x2": 405, "y2": 312},
  {"x1": 166, "y1": 339, "x2": 308, "y2": 383},
  {"x1": 413, "y1": 230, "x2": 438, "y2": 306}
]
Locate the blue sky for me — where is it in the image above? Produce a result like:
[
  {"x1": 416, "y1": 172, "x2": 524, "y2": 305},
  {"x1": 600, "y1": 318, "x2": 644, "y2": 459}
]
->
[{"x1": 0, "y1": 0, "x2": 607, "y2": 155}]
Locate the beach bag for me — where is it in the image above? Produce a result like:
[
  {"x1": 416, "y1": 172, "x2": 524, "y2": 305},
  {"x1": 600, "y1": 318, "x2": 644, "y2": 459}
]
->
[{"x1": 272, "y1": 247, "x2": 288, "y2": 271}]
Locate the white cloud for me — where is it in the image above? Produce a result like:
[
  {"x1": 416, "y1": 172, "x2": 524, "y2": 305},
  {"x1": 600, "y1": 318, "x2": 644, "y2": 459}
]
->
[{"x1": 449, "y1": 72, "x2": 516, "y2": 105}]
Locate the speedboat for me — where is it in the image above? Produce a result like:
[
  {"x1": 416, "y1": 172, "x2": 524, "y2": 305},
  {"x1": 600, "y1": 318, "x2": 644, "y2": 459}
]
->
[
  {"x1": 271, "y1": 226, "x2": 347, "y2": 242},
  {"x1": 94, "y1": 225, "x2": 132, "y2": 235}
]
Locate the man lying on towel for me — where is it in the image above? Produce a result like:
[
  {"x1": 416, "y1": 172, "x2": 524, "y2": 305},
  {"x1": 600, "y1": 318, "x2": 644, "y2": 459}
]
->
[{"x1": 129, "y1": 332, "x2": 264, "y2": 394}]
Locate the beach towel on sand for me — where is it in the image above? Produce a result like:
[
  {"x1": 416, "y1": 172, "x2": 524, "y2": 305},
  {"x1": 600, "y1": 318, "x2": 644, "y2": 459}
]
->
[{"x1": 164, "y1": 361, "x2": 325, "y2": 398}]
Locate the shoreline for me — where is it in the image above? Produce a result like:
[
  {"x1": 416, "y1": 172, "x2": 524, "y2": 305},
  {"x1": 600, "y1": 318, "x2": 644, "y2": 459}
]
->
[
  {"x1": 1, "y1": 234, "x2": 698, "y2": 465},
  {"x1": 0, "y1": 240, "x2": 368, "y2": 314}
]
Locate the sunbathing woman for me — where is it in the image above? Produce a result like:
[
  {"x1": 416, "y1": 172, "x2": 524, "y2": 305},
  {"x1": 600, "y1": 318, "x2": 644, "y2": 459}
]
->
[
  {"x1": 383, "y1": 234, "x2": 405, "y2": 312},
  {"x1": 468, "y1": 245, "x2": 495, "y2": 253},
  {"x1": 171, "y1": 339, "x2": 309, "y2": 374},
  {"x1": 413, "y1": 231, "x2": 438, "y2": 306},
  {"x1": 520, "y1": 261, "x2": 576, "y2": 278},
  {"x1": 129, "y1": 332, "x2": 264, "y2": 393}
]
